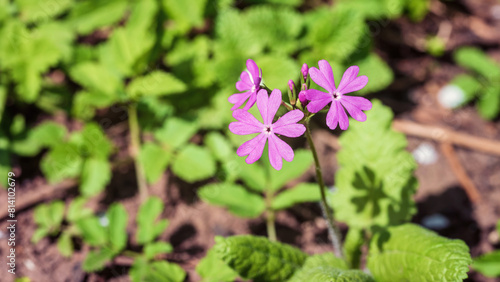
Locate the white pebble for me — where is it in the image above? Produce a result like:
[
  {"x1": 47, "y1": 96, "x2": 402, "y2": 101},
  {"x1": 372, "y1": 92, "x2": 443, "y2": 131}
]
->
[
  {"x1": 437, "y1": 85, "x2": 465, "y2": 109},
  {"x1": 422, "y1": 213, "x2": 450, "y2": 230},
  {"x1": 98, "y1": 213, "x2": 109, "y2": 227},
  {"x1": 24, "y1": 259, "x2": 36, "y2": 271},
  {"x1": 412, "y1": 142, "x2": 438, "y2": 165},
  {"x1": 492, "y1": 5, "x2": 500, "y2": 20}
]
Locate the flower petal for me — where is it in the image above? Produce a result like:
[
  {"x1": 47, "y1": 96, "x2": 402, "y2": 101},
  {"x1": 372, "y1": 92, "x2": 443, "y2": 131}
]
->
[
  {"x1": 341, "y1": 95, "x2": 372, "y2": 111},
  {"x1": 326, "y1": 103, "x2": 339, "y2": 130},
  {"x1": 336, "y1": 100, "x2": 349, "y2": 130},
  {"x1": 270, "y1": 134, "x2": 294, "y2": 163},
  {"x1": 257, "y1": 89, "x2": 281, "y2": 124},
  {"x1": 338, "y1": 75, "x2": 368, "y2": 95},
  {"x1": 318, "y1": 60, "x2": 336, "y2": 91},
  {"x1": 274, "y1": 124, "x2": 306, "y2": 137},
  {"x1": 232, "y1": 109, "x2": 262, "y2": 127},
  {"x1": 273, "y1": 110, "x2": 304, "y2": 128},
  {"x1": 242, "y1": 91, "x2": 258, "y2": 111},
  {"x1": 240, "y1": 70, "x2": 253, "y2": 85},
  {"x1": 237, "y1": 133, "x2": 267, "y2": 164},
  {"x1": 246, "y1": 59, "x2": 260, "y2": 81},
  {"x1": 236, "y1": 80, "x2": 251, "y2": 92},
  {"x1": 228, "y1": 92, "x2": 251, "y2": 110},
  {"x1": 229, "y1": 121, "x2": 262, "y2": 135},
  {"x1": 340, "y1": 98, "x2": 367, "y2": 122},
  {"x1": 337, "y1": 66, "x2": 359, "y2": 92},
  {"x1": 305, "y1": 89, "x2": 332, "y2": 113},
  {"x1": 309, "y1": 67, "x2": 334, "y2": 92}
]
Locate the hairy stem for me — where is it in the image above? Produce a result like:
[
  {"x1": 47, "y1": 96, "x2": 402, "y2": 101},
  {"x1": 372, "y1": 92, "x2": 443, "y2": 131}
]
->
[
  {"x1": 128, "y1": 103, "x2": 148, "y2": 203},
  {"x1": 304, "y1": 119, "x2": 344, "y2": 259},
  {"x1": 264, "y1": 190, "x2": 277, "y2": 241}
]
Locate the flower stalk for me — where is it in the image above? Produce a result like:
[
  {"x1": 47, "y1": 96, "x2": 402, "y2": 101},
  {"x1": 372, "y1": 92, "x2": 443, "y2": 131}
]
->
[
  {"x1": 264, "y1": 190, "x2": 277, "y2": 242},
  {"x1": 304, "y1": 118, "x2": 344, "y2": 259},
  {"x1": 128, "y1": 103, "x2": 148, "y2": 203}
]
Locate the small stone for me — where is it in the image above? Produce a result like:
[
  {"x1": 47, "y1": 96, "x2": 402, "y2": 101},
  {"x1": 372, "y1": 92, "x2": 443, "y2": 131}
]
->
[
  {"x1": 492, "y1": 5, "x2": 500, "y2": 20},
  {"x1": 97, "y1": 213, "x2": 109, "y2": 227},
  {"x1": 422, "y1": 213, "x2": 450, "y2": 230},
  {"x1": 412, "y1": 142, "x2": 438, "y2": 165},
  {"x1": 437, "y1": 85, "x2": 465, "y2": 109}
]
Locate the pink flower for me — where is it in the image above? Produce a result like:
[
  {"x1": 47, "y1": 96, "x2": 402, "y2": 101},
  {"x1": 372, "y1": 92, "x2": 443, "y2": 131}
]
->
[
  {"x1": 305, "y1": 60, "x2": 372, "y2": 130},
  {"x1": 228, "y1": 59, "x2": 262, "y2": 111},
  {"x1": 229, "y1": 89, "x2": 306, "y2": 170}
]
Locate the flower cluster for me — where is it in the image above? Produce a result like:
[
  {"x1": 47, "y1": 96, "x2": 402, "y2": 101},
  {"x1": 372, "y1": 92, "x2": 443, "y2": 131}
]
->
[{"x1": 228, "y1": 59, "x2": 372, "y2": 170}]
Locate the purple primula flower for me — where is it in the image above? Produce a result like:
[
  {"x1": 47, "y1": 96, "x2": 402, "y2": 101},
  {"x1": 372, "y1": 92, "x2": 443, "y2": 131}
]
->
[
  {"x1": 305, "y1": 60, "x2": 372, "y2": 130},
  {"x1": 229, "y1": 89, "x2": 306, "y2": 170},
  {"x1": 228, "y1": 59, "x2": 262, "y2": 111}
]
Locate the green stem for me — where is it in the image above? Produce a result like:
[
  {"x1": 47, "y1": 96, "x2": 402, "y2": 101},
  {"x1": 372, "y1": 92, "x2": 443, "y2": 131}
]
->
[
  {"x1": 304, "y1": 119, "x2": 344, "y2": 259},
  {"x1": 264, "y1": 190, "x2": 277, "y2": 242},
  {"x1": 128, "y1": 103, "x2": 148, "y2": 203}
]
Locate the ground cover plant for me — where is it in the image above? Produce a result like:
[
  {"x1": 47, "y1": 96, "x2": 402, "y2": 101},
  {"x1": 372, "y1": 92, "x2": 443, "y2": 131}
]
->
[{"x1": 1, "y1": 0, "x2": 500, "y2": 281}]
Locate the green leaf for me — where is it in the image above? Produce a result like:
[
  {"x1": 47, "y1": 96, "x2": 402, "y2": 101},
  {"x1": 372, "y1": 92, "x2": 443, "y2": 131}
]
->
[
  {"x1": 137, "y1": 196, "x2": 168, "y2": 244},
  {"x1": 57, "y1": 232, "x2": 74, "y2": 257},
  {"x1": 130, "y1": 258, "x2": 148, "y2": 282},
  {"x1": 144, "y1": 261, "x2": 186, "y2": 282},
  {"x1": 343, "y1": 228, "x2": 364, "y2": 269},
  {"x1": 245, "y1": 6, "x2": 303, "y2": 55},
  {"x1": 154, "y1": 118, "x2": 199, "y2": 150},
  {"x1": 66, "y1": 0, "x2": 129, "y2": 35},
  {"x1": 172, "y1": 145, "x2": 216, "y2": 183},
  {"x1": 69, "y1": 62, "x2": 123, "y2": 97},
  {"x1": 80, "y1": 158, "x2": 111, "y2": 197},
  {"x1": 351, "y1": 53, "x2": 394, "y2": 95},
  {"x1": 205, "y1": 132, "x2": 233, "y2": 162},
  {"x1": 127, "y1": 71, "x2": 187, "y2": 99},
  {"x1": 99, "y1": 27, "x2": 155, "y2": 77},
  {"x1": 268, "y1": 150, "x2": 313, "y2": 191},
  {"x1": 450, "y1": 74, "x2": 482, "y2": 105},
  {"x1": 368, "y1": 224, "x2": 472, "y2": 281},
  {"x1": 196, "y1": 248, "x2": 239, "y2": 282},
  {"x1": 67, "y1": 197, "x2": 93, "y2": 222},
  {"x1": 33, "y1": 201, "x2": 64, "y2": 231},
  {"x1": 144, "y1": 242, "x2": 173, "y2": 260},
  {"x1": 0, "y1": 133, "x2": 10, "y2": 189},
  {"x1": 331, "y1": 100, "x2": 418, "y2": 229},
  {"x1": 74, "y1": 123, "x2": 113, "y2": 159},
  {"x1": 107, "y1": 204, "x2": 128, "y2": 253},
  {"x1": 161, "y1": 0, "x2": 207, "y2": 34},
  {"x1": 271, "y1": 183, "x2": 321, "y2": 210},
  {"x1": 237, "y1": 160, "x2": 267, "y2": 192},
  {"x1": 198, "y1": 183, "x2": 265, "y2": 218},
  {"x1": 407, "y1": 0, "x2": 431, "y2": 21},
  {"x1": 76, "y1": 217, "x2": 108, "y2": 246},
  {"x1": 139, "y1": 143, "x2": 173, "y2": 184},
  {"x1": 335, "y1": 0, "x2": 404, "y2": 19},
  {"x1": 477, "y1": 85, "x2": 500, "y2": 120},
  {"x1": 40, "y1": 142, "x2": 83, "y2": 183},
  {"x1": 255, "y1": 55, "x2": 299, "y2": 89},
  {"x1": 82, "y1": 248, "x2": 115, "y2": 272},
  {"x1": 214, "y1": 235, "x2": 307, "y2": 281},
  {"x1": 303, "y1": 7, "x2": 365, "y2": 62},
  {"x1": 454, "y1": 47, "x2": 500, "y2": 81},
  {"x1": 289, "y1": 253, "x2": 374, "y2": 282},
  {"x1": 472, "y1": 250, "x2": 500, "y2": 278},
  {"x1": 31, "y1": 227, "x2": 50, "y2": 244}
]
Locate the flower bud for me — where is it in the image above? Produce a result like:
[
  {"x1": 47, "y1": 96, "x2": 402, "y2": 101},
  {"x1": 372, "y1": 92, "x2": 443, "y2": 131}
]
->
[
  {"x1": 288, "y1": 80, "x2": 295, "y2": 93},
  {"x1": 301, "y1": 63, "x2": 309, "y2": 81},
  {"x1": 298, "y1": 90, "x2": 308, "y2": 107}
]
